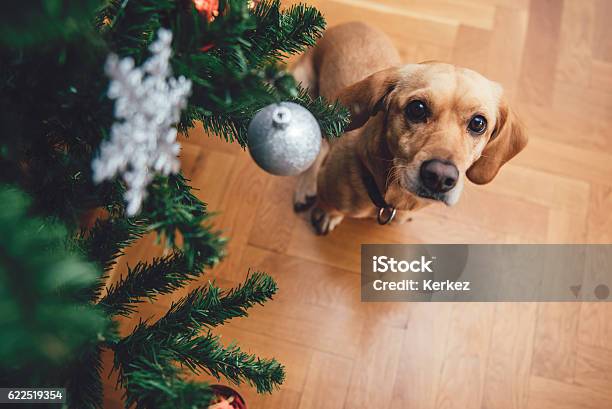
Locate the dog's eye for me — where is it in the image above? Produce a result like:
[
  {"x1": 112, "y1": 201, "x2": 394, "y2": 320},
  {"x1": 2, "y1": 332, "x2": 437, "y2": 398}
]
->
[
  {"x1": 405, "y1": 100, "x2": 429, "y2": 123},
  {"x1": 468, "y1": 115, "x2": 487, "y2": 134}
]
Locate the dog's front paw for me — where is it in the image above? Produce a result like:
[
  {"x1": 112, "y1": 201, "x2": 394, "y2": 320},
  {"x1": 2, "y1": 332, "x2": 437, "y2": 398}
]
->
[
  {"x1": 310, "y1": 207, "x2": 343, "y2": 235},
  {"x1": 293, "y1": 169, "x2": 318, "y2": 213},
  {"x1": 293, "y1": 194, "x2": 317, "y2": 213}
]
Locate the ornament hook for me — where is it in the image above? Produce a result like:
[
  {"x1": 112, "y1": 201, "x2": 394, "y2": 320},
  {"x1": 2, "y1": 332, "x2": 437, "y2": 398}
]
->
[{"x1": 272, "y1": 106, "x2": 292, "y2": 129}]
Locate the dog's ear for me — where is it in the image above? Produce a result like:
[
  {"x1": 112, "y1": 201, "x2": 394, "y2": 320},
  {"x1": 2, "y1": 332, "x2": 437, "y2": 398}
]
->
[
  {"x1": 335, "y1": 67, "x2": 401, "y2": 131},
  {"x1": 467, "y1": 98, "x2": 527, "y2": 185}
]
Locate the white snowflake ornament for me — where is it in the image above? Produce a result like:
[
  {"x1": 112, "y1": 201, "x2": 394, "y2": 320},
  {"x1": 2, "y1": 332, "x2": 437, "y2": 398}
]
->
[{"x1": 92, "y1": 28, "x2": 192, "y2": 216}]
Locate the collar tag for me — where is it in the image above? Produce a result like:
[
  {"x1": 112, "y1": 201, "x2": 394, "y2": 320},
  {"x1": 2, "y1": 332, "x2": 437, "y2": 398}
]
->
[{"x1": 377, "y1": 207, "x2": 397, "y2": 225}]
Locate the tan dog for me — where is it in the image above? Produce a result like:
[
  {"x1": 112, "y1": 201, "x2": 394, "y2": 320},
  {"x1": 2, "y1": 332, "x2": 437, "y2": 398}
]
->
[{"x1": 292, "y1": 22, "x2": 527, "y2": 235}]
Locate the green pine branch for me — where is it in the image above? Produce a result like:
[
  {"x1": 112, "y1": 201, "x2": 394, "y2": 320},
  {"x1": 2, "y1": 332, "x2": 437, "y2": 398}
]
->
[
  {"x1": 118, "y1": 327, "x2": 284, "y2": 395},
  {"x1": 181, "y1": 331, "x2": 285, "y2": 393},
  {"x1": 290, "y1": 85, "x2": 351, "y2": 138},
  {"x1": 143, "y1": 173, "x2": 226, "y2": 268},
  {"x1": 73, "y1": 217, "x2": 147, "y2": 302},
  {"x1": 114, "y1": 272, "x2": 283, "y2": 394},
  {"x1": 154, "y1": 271, "x2": 277, "y2": 334},
  {"x1": 99, "y1": 252, "x2": 203, "y2": 317},
  {"x1": 188, "y1": 66, "x2": 349, "y2": 146},
  {"x1": 121, "y1": 357, "x2": 213, "y2": 409},
  {"x1": 96, "y1": 0, "x2": 176, "y2": 61},
  {"x1": 248, "y1": 0, "x2": 325, "y2": 65},
  {"x1": 0, "y1": 186, "x2": 108, "y2": 369},
  {"x1": 0, "y1": 0, "x2": 101, "y2": 48},
  {"x1": 65, "y1": 344, "x2": 104, "y2": 409},
  {"x1": 81, "y1": 217, "x2": 148, "y2": 272}
]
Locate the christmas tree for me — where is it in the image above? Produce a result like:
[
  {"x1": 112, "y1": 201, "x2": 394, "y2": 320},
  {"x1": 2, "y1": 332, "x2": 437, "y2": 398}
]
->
[{"x1": 0, "y1": 1, "x2": 348, "y2": 408}]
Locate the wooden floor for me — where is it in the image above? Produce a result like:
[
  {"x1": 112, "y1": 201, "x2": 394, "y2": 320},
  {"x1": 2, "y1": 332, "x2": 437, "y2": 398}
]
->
[{"x1": 104, "y1": 0, "x2": 612, "y2": 408}]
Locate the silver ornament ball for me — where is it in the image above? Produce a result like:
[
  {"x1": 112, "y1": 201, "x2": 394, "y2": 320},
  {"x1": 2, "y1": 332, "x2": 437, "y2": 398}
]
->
[{"x1": 247, "y1": 102, "x2": 322, "y2": 176}]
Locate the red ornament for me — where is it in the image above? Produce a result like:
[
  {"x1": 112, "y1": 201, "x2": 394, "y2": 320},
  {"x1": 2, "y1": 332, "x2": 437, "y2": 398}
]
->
[
  {"x1": 199, "y1": 42, "x2": 215, "y2": 52},
  {"x1": 208, "y1": 385, "x2": 246, "y2": 409},
  {"x1": 194, "y1": 0, "x2": 219, "y2": 22}
]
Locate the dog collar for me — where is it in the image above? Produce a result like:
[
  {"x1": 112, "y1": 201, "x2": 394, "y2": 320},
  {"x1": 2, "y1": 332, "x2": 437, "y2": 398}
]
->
[{"x1": 358, "y1": 160, "x2": 396, "y2": 225}]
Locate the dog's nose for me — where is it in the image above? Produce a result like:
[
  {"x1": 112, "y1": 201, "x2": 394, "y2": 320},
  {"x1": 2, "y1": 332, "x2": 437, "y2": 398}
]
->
[{"x1": 419, "y1": 159, "x2": 459, "y2": 193}]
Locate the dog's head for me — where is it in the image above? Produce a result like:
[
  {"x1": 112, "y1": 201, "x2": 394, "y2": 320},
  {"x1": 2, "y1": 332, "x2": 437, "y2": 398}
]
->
[{"x1": 337, "y1": 62, "x2": 527, "y2": 205}]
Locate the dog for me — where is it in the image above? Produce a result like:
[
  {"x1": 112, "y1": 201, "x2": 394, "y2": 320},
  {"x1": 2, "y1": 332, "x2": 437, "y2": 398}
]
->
[{"x1": 292, "y1": 22, "x2": 527, "y2": 235}]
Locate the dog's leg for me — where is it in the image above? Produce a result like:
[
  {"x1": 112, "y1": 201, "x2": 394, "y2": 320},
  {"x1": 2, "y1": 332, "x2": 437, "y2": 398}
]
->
[
  {"x1": 294, "y1": 140, "x2": 328, "y2": 212},
  {"x1": 291, "y1": 47, "x2": 318, "y2": 98},
  {"x1": 310, "y1": 204, "x2": 344, "y2": 235},
  {"x1": 291, "y1": 48, "x2": 325, "y2": 213}
]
